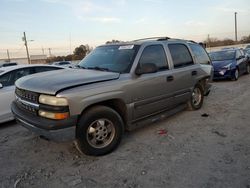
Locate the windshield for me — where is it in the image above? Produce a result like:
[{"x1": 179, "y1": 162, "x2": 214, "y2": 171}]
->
[
  {"x1": 209, "y1": 51, "x2": 235, "y2": 61},
  {"x1": 78, "y1": 45, "x2": 140, "y2": 73}
]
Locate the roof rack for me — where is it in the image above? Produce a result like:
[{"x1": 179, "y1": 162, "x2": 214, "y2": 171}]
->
[{"x1": 132, "y1": 37, "x2": 171, "y2": 42}]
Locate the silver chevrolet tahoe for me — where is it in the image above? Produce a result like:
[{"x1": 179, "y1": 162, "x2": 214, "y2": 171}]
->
[{"x1": 12, "y1": 37, "x2": 212, "y2": 156}]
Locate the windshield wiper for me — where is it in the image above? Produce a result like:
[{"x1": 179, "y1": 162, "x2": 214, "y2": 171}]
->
[{"x1": 86, "y1": 66, "x2": 112, "y2": 72}]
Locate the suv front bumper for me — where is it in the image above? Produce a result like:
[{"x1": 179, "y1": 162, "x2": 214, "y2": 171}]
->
[{"x1": 11, "y1": 101, "x2": 77, "y2": 142}]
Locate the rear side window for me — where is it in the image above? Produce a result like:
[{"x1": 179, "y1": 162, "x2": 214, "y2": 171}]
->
[
  {"x1": 139, "y1": 45, "x2": 168, "y2": 71},
  {"x1": 168, "y1": 44, "x2": 194, "y2": 68},
  {"x1": 189, "y1": 43, "x2": 210, "y2": 64}
]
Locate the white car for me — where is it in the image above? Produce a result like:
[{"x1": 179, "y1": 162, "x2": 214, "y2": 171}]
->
[{"x1": 0, "y1": 64, "x2": 64, "y2": 123}]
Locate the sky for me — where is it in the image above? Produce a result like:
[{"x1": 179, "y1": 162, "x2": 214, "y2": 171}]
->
[{"x1": 0, "y1": 0, "x2": 250, "y2": 58}]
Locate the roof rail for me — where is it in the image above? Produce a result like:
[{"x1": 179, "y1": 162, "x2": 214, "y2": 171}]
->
[{"x1": 132, "y1": 37, "x2": 171, "y2": 42}]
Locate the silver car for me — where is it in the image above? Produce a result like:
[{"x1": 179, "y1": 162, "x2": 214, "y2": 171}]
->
[{"x1": 0, "y1": 64, "x2": 64, "y2": 123}]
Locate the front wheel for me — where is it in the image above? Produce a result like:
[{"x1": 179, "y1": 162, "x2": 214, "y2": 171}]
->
[
  {"x1": 232, "y1": 69, "x2": 239, "y2": 81},
  {"x1": 76, "y1": 106, "x2": 124, "y2": 156},
  {"x1": 187, "y1": 83, "x2": 204, "y2": 110}
]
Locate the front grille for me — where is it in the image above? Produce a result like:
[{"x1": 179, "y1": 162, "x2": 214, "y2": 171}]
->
[
  {"x1": 16, "y1": 100, "x2": 37, "y2": 114},
  {"x1": 15, "y1": 88, "x2": 39, "y2": 103},
  {"x1": 15, "y1": 88, "x2": 39, "y2": 115}
]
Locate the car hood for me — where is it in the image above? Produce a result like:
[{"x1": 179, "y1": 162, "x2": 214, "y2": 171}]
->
[
  {"x1": 212, "y1": 59, "x2": 235, "y2": 70},
  {"x1": 16, "y1": 69, "x2": 120, "y2": 95}
]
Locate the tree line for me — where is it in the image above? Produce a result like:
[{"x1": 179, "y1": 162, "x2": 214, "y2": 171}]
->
[
  {"x1": 47, "y1": 44, "x2": 93, "y2": 63},
  {"x1": 46, "y1": 40, "x2": 122, "y2": 63},
  {"x1": 204, "y1": 34, "x2": 250, "y2": 48}
]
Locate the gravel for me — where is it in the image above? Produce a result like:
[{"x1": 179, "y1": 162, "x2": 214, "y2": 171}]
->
[{"x1": 0, "y1": 74, "x2": 250, "y2": 188}]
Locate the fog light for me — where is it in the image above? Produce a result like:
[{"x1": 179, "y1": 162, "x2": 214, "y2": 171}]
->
[{"x1": 38, "y1": 110, "x2": 69, "y2": 120}]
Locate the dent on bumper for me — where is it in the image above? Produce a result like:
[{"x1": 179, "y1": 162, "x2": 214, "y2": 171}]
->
[{"x1": 11, "y1": 101, "x2": 77, "y2": 142}]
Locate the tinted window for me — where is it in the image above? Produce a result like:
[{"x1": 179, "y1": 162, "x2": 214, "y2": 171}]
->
[
  {"x1": 169, "y1": 44, "x2": 194, "y2": 68},
  {"x1": 59, "y1": 62, "x2": 70, "y2": 65},
  {"x1": 34, "y1": 66, "x2": 62, "y2": 73},
  {"x1": 189, "y1": 43, "x2": 210, "y2": 64},
  {"x1": 138, "y1": 45, "x2": 168, "y2": 71}
]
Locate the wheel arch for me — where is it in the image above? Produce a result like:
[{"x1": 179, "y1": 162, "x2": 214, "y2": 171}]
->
[{"x1": 77, "y1": 98, "x2": 128, "y2": 127}]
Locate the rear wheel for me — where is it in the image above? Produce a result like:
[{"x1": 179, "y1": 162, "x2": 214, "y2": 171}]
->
[
  {"x1": 187, "y1": 83, "x2": 204, "y2": 110},
  {"x1": 76, "y1": 106, "x2": 124, "y2": 156}
]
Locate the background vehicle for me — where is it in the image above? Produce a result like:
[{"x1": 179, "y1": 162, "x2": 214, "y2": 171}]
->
[
  {"x1": 0, "y1": 62, "x2": 18, "y2": 68},
  {"x1": 0, "y1": 64, "x2": 64, "y2": 123},
  {"x1": 245, "y1": 44, "x2": 250, "y2": 50},
  {"x1": 12, "y1": 37, "x2": 212, "y2": 156},
  {"x1": 244, "y1": 49, "x2": 250, "y2": 58},
  {"x1": 209, "y1": 48, "x2": 250, "y2": 80},
  {"x1": 52, "y1": 61, "x2": 74, "y2": 68}
]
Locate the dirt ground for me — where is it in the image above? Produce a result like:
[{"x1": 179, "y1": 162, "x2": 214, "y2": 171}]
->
[{"x1": 1, "y1": 75, "x2": 250, "y2": 188}]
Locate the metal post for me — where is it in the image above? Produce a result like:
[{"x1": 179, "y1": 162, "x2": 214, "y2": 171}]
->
[
  {"x1": 48, "y1": 48, "x2": 52, "y2": 57},
  {"x1": 234, "y1": 12, "x2": 238, "y2": 42},
  {"x1": 7, "y1": 49, "x2": 10, "y2": 62},
  {"x1": 23, "y1": 32, "x2": 31, "y2": 64}
]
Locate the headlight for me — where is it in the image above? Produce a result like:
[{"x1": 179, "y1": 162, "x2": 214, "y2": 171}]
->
[
  {"x1": 222, "y1": 63, "x2": 232, "y2": 70},
  {"x1": 39, "y1": 94, "x2": 68, "y2": 106}
]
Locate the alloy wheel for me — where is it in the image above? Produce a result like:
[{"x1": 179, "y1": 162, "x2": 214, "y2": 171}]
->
[{"x1": 86, "y1": 119, "x2": 115, "y2": 149}]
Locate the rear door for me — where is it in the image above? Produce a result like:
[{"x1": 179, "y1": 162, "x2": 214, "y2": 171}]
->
[{"x1": 167, "y1": 43, "x2": 199, "y2": 104}]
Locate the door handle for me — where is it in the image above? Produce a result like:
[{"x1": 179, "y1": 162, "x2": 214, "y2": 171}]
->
[
  {"x1": 191, "y1": 71, "x2": 197, "y2": 76},
  {"x1": 166, "y1": 76, "x2": 174, "y2": 82}
]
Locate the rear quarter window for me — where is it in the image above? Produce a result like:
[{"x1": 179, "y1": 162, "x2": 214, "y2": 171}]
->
[{"x1": 189, "y1": 43, "x2": 210, "y2": 64}]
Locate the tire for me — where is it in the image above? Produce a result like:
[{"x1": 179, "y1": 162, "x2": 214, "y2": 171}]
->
[
  {"x1": 232, "y1": 69, "x2": 239, "y2": 81},
  {"x1": 187, "y1": 83, "x2": 204, "y2": 110},
  {"x1": 246, "y1": 64, "x2": 250, "y2": 74},
  {"x1": 76, "y1": 106, "x2": 124, "y2": 156}
]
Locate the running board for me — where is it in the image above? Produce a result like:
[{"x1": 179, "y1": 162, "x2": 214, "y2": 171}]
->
[{"x1": 127, "y1": 103, "x2": 187, "y2": 131}]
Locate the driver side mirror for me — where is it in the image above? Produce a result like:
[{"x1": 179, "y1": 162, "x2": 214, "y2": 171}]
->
[
  {"x1": 0, "y1": 83, "x2": 3, "y2": 89},
  {"x1": 135, "y1": 63, "x2": 158, "y2": 75}
]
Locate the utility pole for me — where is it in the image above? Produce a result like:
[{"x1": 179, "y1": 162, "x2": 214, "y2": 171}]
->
[
  {"x1": 6, "y1": 49, "x2": 10, "y2": 62},
  {"x1": 23, "y1": 32, "x2": 31, "y2": 64},
  {"x1": 42, "y1": 47, "x2": 45, "y2": 55},
  {"x1": 207, "y1": 34, "x2": 210, "y2": 48},
  {"x1": 69, "y1": 32, "x2": 72, "y2": 54},
  {"x1": 48, "y1": 48, "x2": 52, "y2": 57},
  {"x1": 234, "y1": 12, "x2": 238, "y2": 42}
]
